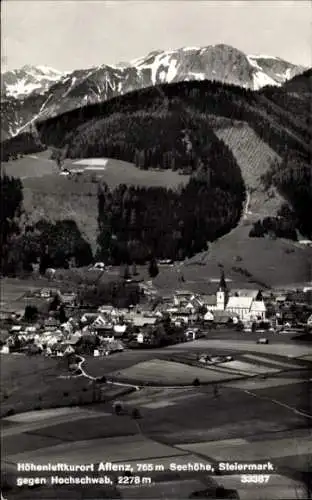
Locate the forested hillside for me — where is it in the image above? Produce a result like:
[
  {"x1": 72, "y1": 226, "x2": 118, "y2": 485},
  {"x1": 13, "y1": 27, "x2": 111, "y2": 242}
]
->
[
  {"x1": 37, "y1": 79, "x2": 311, "y2": 160},
  {"x1": 2, "y1": 73, "x2": 311, "y2": 271},
  {"x1": 35, "y1": 76, "x2": 311, "y2": 239}
]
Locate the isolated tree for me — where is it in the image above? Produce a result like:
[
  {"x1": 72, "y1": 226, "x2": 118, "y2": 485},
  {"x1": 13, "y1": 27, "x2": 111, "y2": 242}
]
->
[
  {"x1": 49, "y1": 293, "x2": 61, "y2": 311},
  {"x1": 148, "y1": 258, "x2": 159, "y2": 278},
  {"x1": 131, "y1": 408, "x2": 141, "y2": 419},
  {"x1": 114, "y1": 402, "x2": 123, "y2": 415}
]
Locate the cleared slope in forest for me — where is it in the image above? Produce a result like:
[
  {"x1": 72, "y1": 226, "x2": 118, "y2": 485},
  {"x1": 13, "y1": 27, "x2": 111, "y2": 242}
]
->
[{"x1": 214, "y1": 123, "x2": 284, "y2": 216}]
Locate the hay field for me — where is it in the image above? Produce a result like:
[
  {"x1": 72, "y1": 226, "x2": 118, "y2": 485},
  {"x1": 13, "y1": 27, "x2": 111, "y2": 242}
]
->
[
  {"x1": 8, "y1": 434, "x2": 186, "y2": 465},
  {"x1": 68, "y1": 157, "x2": 190, "y2": 188},
  {"x1": 182, "y1": 223, "x2": 312, "y2": 289},
  {"x1": 0, "y1": 354, "x2": 99, "y2": 416},
  {"x1": 2, "y1": 151, "x2": 56, "y2": 178},
  {"x1": 219, "y1": 360, "x2": 280, "y2": 376},
  {"x1": 22, "y1": 174, "x2": 99, "y2": 250},
  {"x1": 111, "y1": 358, "x2": 242, "y2": 385},
  {"x1": 172, "y1": 339, "x2": 312, "y2": 358},
  {"x1": 178, "y1": 434, "x2": 311, "y2": 462}
]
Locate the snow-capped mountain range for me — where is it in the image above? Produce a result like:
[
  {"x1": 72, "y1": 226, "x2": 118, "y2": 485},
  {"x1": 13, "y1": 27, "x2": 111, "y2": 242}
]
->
[
  {"x1": 1, "y1": 44, "x2": 306, "y2": 139},
  {"x1": 1, "y1": 65, "x2": 64, "y2": 98}
]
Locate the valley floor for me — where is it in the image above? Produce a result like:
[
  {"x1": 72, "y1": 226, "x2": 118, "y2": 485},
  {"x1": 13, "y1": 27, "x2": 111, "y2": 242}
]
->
[{"x1": 1, "y1": 336, "x2": 311, "y2": 499}]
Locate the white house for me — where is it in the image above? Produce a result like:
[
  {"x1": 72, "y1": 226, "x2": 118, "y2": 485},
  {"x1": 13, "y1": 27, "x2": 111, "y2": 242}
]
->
[
  {"x1": 137, "y1": 332, "x2": 144, "y2": 343},
  {"x1": 113, "y1": 324, "x2": 127, "y2": 335},
  {"x1": 204, "y1": 310, "x2": 214, "y2": 322}
]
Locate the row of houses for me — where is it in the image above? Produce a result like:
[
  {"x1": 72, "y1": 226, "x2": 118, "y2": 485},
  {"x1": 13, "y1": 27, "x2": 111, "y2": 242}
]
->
[{"x1": 2, "y1": 274, "x2": 311, "y2": 356}]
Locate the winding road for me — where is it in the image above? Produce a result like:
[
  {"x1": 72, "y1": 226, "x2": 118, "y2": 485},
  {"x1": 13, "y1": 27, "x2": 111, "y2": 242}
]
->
[{"x1": 73, "y1": 336, "x2": 312, "y2": 423}]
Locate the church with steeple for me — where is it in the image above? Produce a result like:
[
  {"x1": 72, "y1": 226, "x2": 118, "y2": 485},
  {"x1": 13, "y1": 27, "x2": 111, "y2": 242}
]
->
[
  {"x1": 216, "y1": 270, "x2": 229, "y2": 310},
  {"x1": 202, "y1": 269, "x2": 267, "y2": 321}
]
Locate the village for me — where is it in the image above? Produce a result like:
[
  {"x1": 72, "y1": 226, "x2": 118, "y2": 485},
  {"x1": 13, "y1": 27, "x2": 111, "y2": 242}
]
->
[{"x1": 1, "y1": 271, "x2": 311, "y2": 360}]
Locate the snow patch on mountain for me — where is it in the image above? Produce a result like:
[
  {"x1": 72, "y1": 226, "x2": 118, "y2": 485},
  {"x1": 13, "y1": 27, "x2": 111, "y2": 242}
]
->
[
  {"x1": 253, "y1": 71, "x2": 280, "y2": 90},
  {"x1": 35, "y1": 65, "x2": 64, "y2": 77},
  {"x1": 247, "y1": 56, "x2": 263, "y2": 71},
  {"x1": 167, "y1": 59, "x2": 178, "y2": 83},
  {"x1": 6, "y1": 80, "x2": 42, "y2": 98},
  {"x1": 159, "y1": 70, "x2": 167, "y2": 82},
  {"x1": 2, "y1": 65, "x2": 65, "y2": 98},
  {"x1": 134, "y1": 51, "x2": 178, "y2": 85},
  {"x1": 182, "y1": 47, "x2": 200, "y2": 52},
  {"x1": 248, "y1": 54, "x2": 279, "y2": 61}
]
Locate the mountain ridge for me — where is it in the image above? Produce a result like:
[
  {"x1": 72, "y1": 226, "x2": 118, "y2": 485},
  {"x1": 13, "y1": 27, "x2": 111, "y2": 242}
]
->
[{"x1": 1, "y1": 44, "x2": 307, "y2": 139}]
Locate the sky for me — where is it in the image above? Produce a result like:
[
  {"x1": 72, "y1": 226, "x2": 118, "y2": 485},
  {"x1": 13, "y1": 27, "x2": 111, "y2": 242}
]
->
[{"x1": 1, "y1": 0, "x2": 311, "y2": 72}]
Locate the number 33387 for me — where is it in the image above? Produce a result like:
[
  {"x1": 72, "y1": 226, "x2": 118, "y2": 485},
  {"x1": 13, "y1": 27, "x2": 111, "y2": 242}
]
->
[{"x1": 241, "y1": 475, "x2": 270, "y2": 483}]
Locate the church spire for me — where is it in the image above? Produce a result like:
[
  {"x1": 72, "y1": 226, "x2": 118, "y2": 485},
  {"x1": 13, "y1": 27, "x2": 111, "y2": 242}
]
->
[{"x1": 219, "y1": 270, "x2": 227, "y2": 291}]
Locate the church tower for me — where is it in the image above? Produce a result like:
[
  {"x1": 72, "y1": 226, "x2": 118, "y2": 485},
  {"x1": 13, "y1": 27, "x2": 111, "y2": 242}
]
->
[{"x1": 216, "y1": 270, "x2": 228, "y2": 310}]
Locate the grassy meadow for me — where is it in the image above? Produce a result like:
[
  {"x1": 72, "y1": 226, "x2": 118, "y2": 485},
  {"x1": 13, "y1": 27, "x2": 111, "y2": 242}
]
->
[{"x1": 4, "y1": 151, "x2": 189, "y2": 252}]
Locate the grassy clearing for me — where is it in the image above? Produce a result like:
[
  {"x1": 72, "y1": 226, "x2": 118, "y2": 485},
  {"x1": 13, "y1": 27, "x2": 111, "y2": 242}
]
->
[
  {"x1": 6, "y1": 152, "x2": 189, "y2": 252},
  {"x1": 0, "y1": 354, "x2": 106, "y2": 416},
  {"x1": 178, "y1": 435, "x2": 310, "y2": 461},
  {"x1": 137, "y1": 382, "x2": 308, "y2": 439},
  {"x1": 111, "y1": 358, "x2": 242, "y2": 385},
  {"x1": 22, "y1": 175, "x2": 99, "y2": 251},
  {"x1": 183, "y1": 223, "x2": 312, "y2": 289},
  {"x1": 2, "y1": 150, "x2": 56, "y2": 178},
  {"x1": 8, "y1": 433, "x2": 185, "y2": 464},
  {"x1": 25, "y1": 414, "x2": 139, "y2": 444},
  {"x1": 84, "y1": 352, "x2": 159, "y2": 378},
  {"x1": 66, "y1": 157, "x2": 190, "y2": 189}
]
